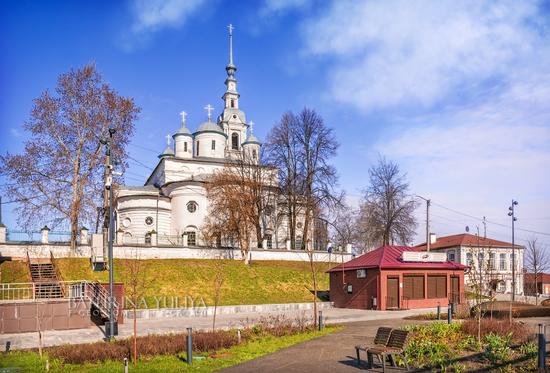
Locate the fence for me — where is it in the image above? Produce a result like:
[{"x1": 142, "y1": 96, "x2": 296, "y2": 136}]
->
[
  {"x1": 0, "y1": 280, "x2": 84, "y2": 301},
  {"x1": 6, "y1": 230, "x2": 72, "y2": 243}
]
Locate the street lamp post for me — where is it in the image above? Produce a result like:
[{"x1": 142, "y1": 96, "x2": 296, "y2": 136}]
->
[
  {"x1": 101, "y1": 128, "x2": 117, "y2": 339},
  {"x1": 508, "y1": 200, "x2": 518, "y2": 302}
]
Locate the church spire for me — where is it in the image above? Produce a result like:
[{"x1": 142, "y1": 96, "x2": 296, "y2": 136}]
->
[{"x1": 223, "y1": 24, "x2": 240, "y2": 110}]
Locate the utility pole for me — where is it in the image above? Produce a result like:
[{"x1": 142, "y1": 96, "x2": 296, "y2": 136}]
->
[
  {"x1": 482, "y1": 216, "x2": 487, "y2": 239},
  {"x1": 101, "y1": 128, "x2": 117, "y2": 339},
  {"x1": 415, "y1": 195, "x2": 431, "y2": 251},
  {"x1": 508, "y1": 200, "x2": 518, "y2": 302},
  {"x1": 426, "y1": 199, "x2": 431, "y2": 251}
]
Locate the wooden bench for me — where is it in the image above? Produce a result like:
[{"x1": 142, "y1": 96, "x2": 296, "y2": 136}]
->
[
  {"x1": 355, "y1": 326, "x2": 393, "y2": 366},
  {"x1": 367, "y1": 329, "x2": 410, "y2": 372}
]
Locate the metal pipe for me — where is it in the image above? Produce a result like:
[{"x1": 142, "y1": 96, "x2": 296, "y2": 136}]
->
[
  {"x1": 447, "y1": 306, "x2": 452, "y2": 324},
  {"x1": 187, "y1": 327, "x2": 193, "y2": 365},
  {"x1": 318, "y1": 310, "x2": 324, "y2": 331},
  {"x1": 538, "y1": 324, "x2": 546, "y2": 370}
]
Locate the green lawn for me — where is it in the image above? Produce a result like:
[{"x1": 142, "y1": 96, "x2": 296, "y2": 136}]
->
[
  {"x1": 0, "y1": 327, "x2": 340, "y2": 372},
  {"x1": 1, "y1": 259, "x2": 331, "y2": 307},
  {"x1": 0, "y1": 260, "x2": 29, "y2": 283}
]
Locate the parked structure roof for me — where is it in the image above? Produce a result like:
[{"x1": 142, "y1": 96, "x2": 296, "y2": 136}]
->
[
  {"x1": 327, "y1": 245, "x2": 468, "y2": 272},
  {"x1": 415, "y1": 233, "x2": 521, "y2": 251}
]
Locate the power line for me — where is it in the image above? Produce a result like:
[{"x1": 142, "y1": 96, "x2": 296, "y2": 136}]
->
[
  {"x1": 128, "y1": 143, "x2": 159, "y2": 154},
  {"x1": 127, "y1": 156, "x2": 154, "y2": 171},
  {"x1": 431, "y1": 201, "x2": 550, "y2": 237}
]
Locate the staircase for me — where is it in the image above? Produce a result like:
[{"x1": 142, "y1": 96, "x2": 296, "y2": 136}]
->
[
  {"x1": 26, "y1": 251, "x2": 64, "y2": 299},
  {"x1": 83, "y1": 281, "x2": 119, "y2": 320}
]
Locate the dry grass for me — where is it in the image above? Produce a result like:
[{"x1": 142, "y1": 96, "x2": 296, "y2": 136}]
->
[{"x1": 461, "y1": 318, "x2": 534, "y2": 343}]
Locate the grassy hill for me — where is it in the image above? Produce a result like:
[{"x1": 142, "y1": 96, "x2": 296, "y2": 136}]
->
[{"x1": 1, "y1": 259, "x2": 331, "y2": 307}]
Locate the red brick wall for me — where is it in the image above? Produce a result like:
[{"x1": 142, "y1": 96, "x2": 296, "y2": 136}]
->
[
  {"x1": 330, "y1": 268, "x2": 465, "y2": 310},
  {"x1": 329, "y1": 268, "x2": 380, "y2": 309}
]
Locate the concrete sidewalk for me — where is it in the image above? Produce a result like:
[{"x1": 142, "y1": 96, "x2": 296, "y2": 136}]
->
[{"x1": 0, "y1": 307, "x2": 435, "y2": 350}]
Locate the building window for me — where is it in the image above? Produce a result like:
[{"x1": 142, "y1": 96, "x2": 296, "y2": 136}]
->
[
  {"x1": 357, "y1": 269, "x2": 367, "y2": 279},
  {"x1": 497, "y1": 281, "x2": 505, "y2": 292},
  {"x1": 186, "y1": 231, "x2": 196, "y2": 246},
  {"x1": 427, "y1": 275, "x2": 447, "y2": 298},
  {"x1": 232, "y1": 133, "x2": 239, "y2": 150},
  {"x1": 184, "y1": 142, "x2": 188, "y2": 152},
  {"x1": 145, "y1": 216, "x2": 153, "y2": 226},
  {"x1": 500, "y1": 253, "x2": 506, "y2": 270},
  {"x1": 489, "y1": 253, "x2": 495, "y2": 270},
  {"x1": 187, "y1": 201, "x2": 197, "y2": 213},
  {"x1": 211, "y1": 140, "x2": 216, "y2": 150},
  {"x1": 231, "y1": 99, "x2": 235, "y2": 108},
  {"x1": 478, "y1": 253, "x2": 485, "y2": 268},
  {"x1": 265, "y1": 234, "x2": 272, "y2": 249},
  {"x1": 252, "y1": 149, "x2": 257, "y2": 160},
  {"x1": 196, "y1": 141, "x2": 200, "y2": 156},
  {"x1": 295, "y1": 236, "x2": 303, "y2": 250},
  {"x1": 403, "y1": 275, "x2": 425, "y2": 300},
  {"x1": 448, "y1": 251, "x2": 455, "y2": 262},
  {"x1": 466, "y1": 252, "x2": 473, "y2": 266},
  {"x1": 145, "y1": 232, "x2": 152, "y2": 245}
]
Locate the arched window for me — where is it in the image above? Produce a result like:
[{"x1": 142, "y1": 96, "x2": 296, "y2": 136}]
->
[
  {"x1": 231, "y1": 133, "x2": 239, "y2": 150},
  {"x1": 231, "y1": 99, "x2": 235, "y2": 108}
]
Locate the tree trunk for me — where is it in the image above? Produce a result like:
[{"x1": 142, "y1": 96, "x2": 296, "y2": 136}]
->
[{"x1": 133, "y1": 306, "x2": 137, "y2": 366}]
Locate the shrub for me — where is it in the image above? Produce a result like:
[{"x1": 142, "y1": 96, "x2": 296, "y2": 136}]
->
[
  {"x1": 461, "y1": 319, "x2": 533, "y2": 344},
  {"x1": 540, "y1": 298, "x2": 550, "y2": 307},
  {"x1": 484, "y1": 332, "x2": 513, "y2": 364}
]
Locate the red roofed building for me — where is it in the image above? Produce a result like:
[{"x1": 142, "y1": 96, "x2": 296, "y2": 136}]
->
[
  {"x1": 328, "y1": 246, "x2": 467, "y2": 310},
  {"x1": 415, "y1": 233, "x2": 524, "y2": 295},
  {"x1": 524, "y1": 273, "x2": 550, "y2": 296}
]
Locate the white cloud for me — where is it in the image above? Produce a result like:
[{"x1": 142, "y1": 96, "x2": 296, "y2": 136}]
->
[
  {"x1": 373, "y1": 73, "x2": 550, "y2": 244},
  {"x1": 131, "y1": 0, "x2": 206, "y2": 33},
  {"x1": 10, "y1": 128, "x2": 21, "y2": 137},
  {"x1": 302, "y1": 0, "x2": 545, "y2": 112},
  {"x1": 259, "y1": 0, "x2": 312, "y2": 17}
]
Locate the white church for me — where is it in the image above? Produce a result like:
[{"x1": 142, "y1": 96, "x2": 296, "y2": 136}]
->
[{"x1": 116, "y1": 26, "x2": 296, "y2": 251}]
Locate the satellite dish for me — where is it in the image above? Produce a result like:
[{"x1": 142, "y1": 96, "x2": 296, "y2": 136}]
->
[{"x1": 465, "y1": 226, "x2": 470, "y2": 232}]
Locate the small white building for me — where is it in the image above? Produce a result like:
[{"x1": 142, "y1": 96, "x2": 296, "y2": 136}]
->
[
  {"x1": 115, "y1": 27, "x2": 305, "y2": 251},
  {"x1": 415, "y1": 233, "x2": 524, "y2": 295}
]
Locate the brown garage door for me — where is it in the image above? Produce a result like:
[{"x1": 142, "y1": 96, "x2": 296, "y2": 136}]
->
[{"x1": 387, "y1": 277, "x2": 399, "y2": 309}]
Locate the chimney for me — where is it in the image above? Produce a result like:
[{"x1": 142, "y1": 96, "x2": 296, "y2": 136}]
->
[{"x1": 429, "y1": 233, "x2": 437, "y2": 244}]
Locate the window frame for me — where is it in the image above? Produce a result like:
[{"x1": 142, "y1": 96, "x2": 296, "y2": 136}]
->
[
  {"x1": 403, "y1": 275, "x2": 425, "y2": 300},
  {"x1": 231, "y1": 133, "x2": 239, "y2": 150}
]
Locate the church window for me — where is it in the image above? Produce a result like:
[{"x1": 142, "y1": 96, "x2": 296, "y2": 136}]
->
[
  {"x1": 145, "y1": 216, "x2": 153, "y2": 226},
  {"x1": 232, "y1": 133, "x2": 239, "y2": 150},
  {"x1": 122, "y1": 217, "x2": 131, "y2": 228},
  {"x1": 295, "y1": 236, "x2": 303, "y2": 250},
  {"x1": 265, "y1": 234, "x2": 272, "y2": 249},
  {"x1": 231, "y1": 99, "x2": 235, "y2": 108},
  {"x1": 211, "y1": 140, "x2": 216, "y2": 150},
  {"x1": 145, "y1": 232, "x2": 152, "y2": 245},
  {"x1": 184, "y1": 142, "x2": 188, "y2": 152},
  {"x1": 196, "y1": 141, "x2": 200, "y2": 156},
  {"x1": 252, "y1": 149, "x2": 257, "y2": 160},
  {"x1": 187, "y1": 201, "x2": 198, "y2": 213},
  {"x1": 186, "y1": 231, "x2": 196, "y2": 246}
]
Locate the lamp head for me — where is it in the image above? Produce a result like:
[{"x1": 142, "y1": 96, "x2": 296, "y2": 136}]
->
[
  {"x1": 508, "y1": 212, "x2": 512, "y2": 216},
  {"x1": 513, "y1": 200, "x2": 518, "y2": 206},
  {"x1": 108, "y1": 128, "x2": 116, "y2": 136}
]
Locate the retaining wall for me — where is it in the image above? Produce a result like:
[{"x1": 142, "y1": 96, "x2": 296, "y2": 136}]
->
[{"x1": 123, "y1": 301, "x2": 334, "y2": 319}]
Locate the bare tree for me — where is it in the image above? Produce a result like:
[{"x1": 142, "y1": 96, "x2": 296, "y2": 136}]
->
[
  {"x1": 357, "y1": 157, "x2": 417, "y2": 246},
  {"x1": 524, "y1": 237, "x2": 550, "y2": 305},
  {"x1": 0, "y1": 64, "x2": 140, "y2": 251},
  {"x1": 265, "y1": 108, "x2": 342, "y2": 250},
  {"x1": 121, "y1": 250, "x2": 150, "y2": 366},
  {"x1": 203, "y1": 152, "x2": 277, "y2": 264}
]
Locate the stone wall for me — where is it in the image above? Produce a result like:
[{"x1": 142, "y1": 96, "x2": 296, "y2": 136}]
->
[{"x1": 124, "y1": 301, "x2": 334, "y2": 319}]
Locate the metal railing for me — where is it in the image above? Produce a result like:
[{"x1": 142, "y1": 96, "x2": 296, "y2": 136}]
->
[
  {"x1": 0, "y1": 280, "x2": 119, "y2": 321},
  {"x1": 6, "y1": 230, "x2": 72, "y2": 243}
]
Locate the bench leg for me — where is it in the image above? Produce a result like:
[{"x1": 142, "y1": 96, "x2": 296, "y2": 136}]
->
[
  {"x1": 389, "y1": 353, "x2": 396, "y2": 367},
  {"x1": 356, "y1": 347, "x2": 361, "y2": 366},
  {"x1": 401, "y1": 353, "x2": 410, "y2": 371},
  {"x1": 367, "y1": 352, "x2": 373, "y2": 369},
  {"x1": 382, "y1": 353, "x2": 386, "y2": 373}
]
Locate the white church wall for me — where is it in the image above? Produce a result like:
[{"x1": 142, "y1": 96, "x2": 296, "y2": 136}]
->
[
  {"x1": 174, "y1": 136, "x2": 193, "y2": 159},
  {"x1": 194, "y1": 133, "x2": 226, "y2": 159},
  {"x1": 169, "y1": 184, "x2": 208, "y2": 240},
  {"x1": 0, "y1": 243, "x2": 353, "y2": 262}
]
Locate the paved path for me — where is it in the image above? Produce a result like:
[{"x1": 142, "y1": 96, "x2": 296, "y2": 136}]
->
[
  {"x1": 222, "y1": 318, "x2": 425, "y2": 373},
  {"x1": 0, "y1": 307, "x2": 435, "y2": 350}
]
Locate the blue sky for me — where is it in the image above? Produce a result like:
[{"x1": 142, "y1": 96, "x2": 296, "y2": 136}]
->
[{"x1": 1, "y1": 0, "x2": 550, "y2": 247}]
